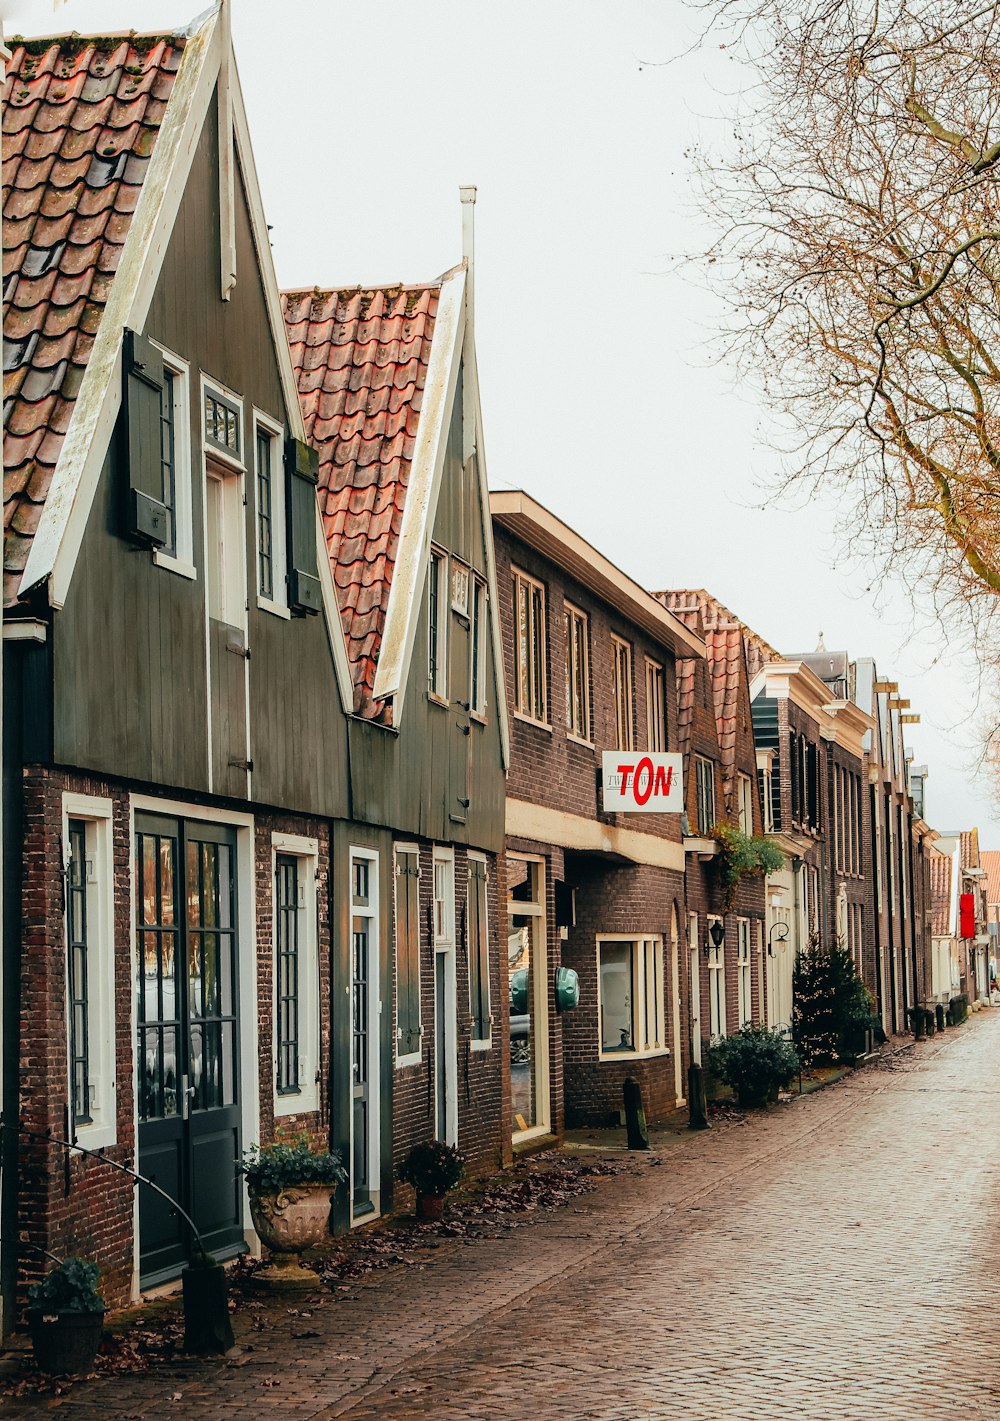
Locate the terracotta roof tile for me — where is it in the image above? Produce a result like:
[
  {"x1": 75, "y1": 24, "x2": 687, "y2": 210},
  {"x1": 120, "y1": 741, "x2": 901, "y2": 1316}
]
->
[
  {"x1": 980, "y1": 850, "x2": 1000, "y2": 910},
  {"x1": 960, "y1": 828, "x2": 979, "y2": 873},
  {"x1": 676, "y1": 658, "x2": 696, "y2": 760},
  {"x1": 928, "y1": 847, "x2": 953, "y2": 938},
  {"x1": 660, "y1": 593, "x2": 751, "y2": 784},
  {"x1": 656, "y1": 588, "x2": 781, "y2": 680},
  {"x1": 282, "y1": 282, "x2": 442, "y2": 720},
  {"x1": 3, "y1": 33, "x2": 186, "y2": 607}
]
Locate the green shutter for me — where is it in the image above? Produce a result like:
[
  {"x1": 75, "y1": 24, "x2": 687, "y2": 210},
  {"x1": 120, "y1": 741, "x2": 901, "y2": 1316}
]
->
[
  {"x1": 468, "y1": 859, "x2": 490, "y2": 1040},
  {"x1": 284, "y1": 436, "x2": 322, "y2": 615},
  {"x1": 122, "y1": 327, "x2": 168, "y2": 546},
  {"x1": 395, "y1": 848, "x2": 421, "y2": 1057}
]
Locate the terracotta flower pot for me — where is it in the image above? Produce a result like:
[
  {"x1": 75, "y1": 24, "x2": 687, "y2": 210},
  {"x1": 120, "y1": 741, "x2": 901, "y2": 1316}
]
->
[
  {"x1": 249, "y1": 1183, "x2": 332, "y2": 1288},
  {"x1": 417, "y1": 1193, "x2": 445, "y2": 1221},
  {"x1": 28, "y1": 1310, "x2": 104, "y2": 1376}
]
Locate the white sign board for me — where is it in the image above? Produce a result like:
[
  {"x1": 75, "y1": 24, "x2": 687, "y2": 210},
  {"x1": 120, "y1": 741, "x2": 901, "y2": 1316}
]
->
[{"x1": 601, "y1": 752, "x2": 683, "y2": 813}]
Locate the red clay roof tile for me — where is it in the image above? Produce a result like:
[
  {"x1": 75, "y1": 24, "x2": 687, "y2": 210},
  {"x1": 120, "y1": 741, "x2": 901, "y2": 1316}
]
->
[
  {"x1": 928, "y1": 847, "x2": 953, "y2": 937},
  {"x1": 282, "y1": 282, "x2": 442, "y2": 720},
  {"x1": 3, "y1": 33, "x2": 186, "y2": 607}
]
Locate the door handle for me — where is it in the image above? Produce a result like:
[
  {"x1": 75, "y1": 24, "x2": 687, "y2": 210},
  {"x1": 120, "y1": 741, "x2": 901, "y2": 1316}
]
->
[{"x1": 180, "y1": 1075, "x2": 196, "y2": 1120}]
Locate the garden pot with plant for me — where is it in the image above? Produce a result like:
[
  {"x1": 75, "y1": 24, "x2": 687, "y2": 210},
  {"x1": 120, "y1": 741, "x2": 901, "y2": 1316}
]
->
[
  {"x1": 26, "y1": 1257, "x2": 106, "y2": 1376},
  {"x1": 708, "y1": 1025, "x2": 800, "y2": 1109},
  {"x1": 397, "y1": 1140, "x2": 465, "y2": 1219},
  {"x1": 240, "y1": 1133, "x2": 346, "y2": 1288}
]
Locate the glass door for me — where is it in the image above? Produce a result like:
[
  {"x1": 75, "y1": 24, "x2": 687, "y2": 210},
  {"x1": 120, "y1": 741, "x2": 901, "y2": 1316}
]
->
[{"x1": 136, "y1": 814, "x2": 241, "y2": 1286}]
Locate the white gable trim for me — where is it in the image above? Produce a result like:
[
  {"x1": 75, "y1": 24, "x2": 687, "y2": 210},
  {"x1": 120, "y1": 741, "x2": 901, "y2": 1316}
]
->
[
  {"x1": 468, "y1": 353, "x2": 510, "y2": 769},
  {"x1": 19, "y1": 7, "x2": 224, "y2": 608},
  {"x1": 371, "y1": 267, "x2": 466, "y2": 717}
]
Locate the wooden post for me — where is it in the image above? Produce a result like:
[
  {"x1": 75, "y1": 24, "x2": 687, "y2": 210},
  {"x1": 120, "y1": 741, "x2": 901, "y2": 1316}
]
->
[{"x1": 687, "y1": 1063, "x2": 709, "y2": 1130}]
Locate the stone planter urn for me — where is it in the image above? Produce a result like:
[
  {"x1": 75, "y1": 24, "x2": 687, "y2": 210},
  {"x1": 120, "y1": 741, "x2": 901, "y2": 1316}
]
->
[{"x1": 249, "y1": 1184, "x2": 332, "y2": 1289}]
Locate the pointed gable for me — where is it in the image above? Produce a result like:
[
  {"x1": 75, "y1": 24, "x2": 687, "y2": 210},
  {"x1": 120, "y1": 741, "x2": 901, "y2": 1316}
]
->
[
  {"x1": 656, "y1": 588, "x2": 780, "y2": 681},
  {"x1": 3, "y1": 33, "x2": 186, "y2": 607},
  {"x1": 282, "y1": 281, "x2": 442, "y2": 720},
  {"x1": 659, "y1": 592, "x2": 753, "y2": 784}
]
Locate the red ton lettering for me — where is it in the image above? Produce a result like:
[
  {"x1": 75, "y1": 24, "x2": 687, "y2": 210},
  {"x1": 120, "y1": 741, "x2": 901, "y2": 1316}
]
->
[{"x1": 602, "y1": 752, "x2": 683, "y2": 814}]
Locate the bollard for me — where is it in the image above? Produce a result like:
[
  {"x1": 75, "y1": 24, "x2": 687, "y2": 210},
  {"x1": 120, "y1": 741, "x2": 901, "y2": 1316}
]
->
[
  {"x1": 182, "y1": 1253, "x2": 235, "y2": 1355},
  {"x1": 687, "y1": 1063, "x2": 709, "y2": 1130},
  {"x1": 623, "y1": 1076, "x2": 650, "y2": 1150}
]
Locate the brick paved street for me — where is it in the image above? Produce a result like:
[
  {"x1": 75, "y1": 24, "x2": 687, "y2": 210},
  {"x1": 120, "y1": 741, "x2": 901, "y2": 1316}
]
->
[{"x1": 8, "y1": 1014, "x2": 1000, "y2": 1420}]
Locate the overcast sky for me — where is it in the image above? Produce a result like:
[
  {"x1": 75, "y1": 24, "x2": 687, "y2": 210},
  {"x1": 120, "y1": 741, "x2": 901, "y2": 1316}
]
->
[{"x1": 6, "y1": 0, "x2": 999, "y2": 842}]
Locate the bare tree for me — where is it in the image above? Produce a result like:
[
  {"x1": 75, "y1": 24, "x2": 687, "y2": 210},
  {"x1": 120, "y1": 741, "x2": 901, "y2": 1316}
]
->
[{"x1": 691, "y1": 0, "x2": 1000, "y2": 605}]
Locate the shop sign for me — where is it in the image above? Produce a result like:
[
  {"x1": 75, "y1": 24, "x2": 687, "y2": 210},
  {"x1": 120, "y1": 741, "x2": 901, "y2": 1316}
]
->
[{"x1": 602, "y1": 752, "x2": 683, "y2": 813}]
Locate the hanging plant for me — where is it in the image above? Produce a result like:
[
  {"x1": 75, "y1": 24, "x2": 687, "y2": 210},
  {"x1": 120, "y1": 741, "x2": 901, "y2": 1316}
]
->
[{"x1": 709, "y1": 823, "x2": 785, "y2": 912}]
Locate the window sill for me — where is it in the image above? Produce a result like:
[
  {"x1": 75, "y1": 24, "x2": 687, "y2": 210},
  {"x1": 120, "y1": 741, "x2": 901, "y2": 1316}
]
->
[
  {"x1": 513, "y1": 712, "x2": 552, "y2": 733},
  {"x1": 153, "y1": 549, "x2": 197, "y2": 581},
  {"x1": 257, "y1": 595, "x2": 291, "y2": 620},
  {"x1": 470, "y1": 710, "x2": 489, "y2": 727},
  {"x1": 597, "y1": 1046, "x2": 671, "y2": 1063},
  {"x1": 395, "y1": 1053, "x2": 423, "y2": 1070},
  {"x1": 427, "y1": 691, "x2": 450, "y2": 709},
  {"x1": 275, "y1": 1091, "x2": 319, "y2": 1118},
  {"x1": 566, "y1": 732, "x2": 594, "y2": 749},
  {"x1": 74, "y1": 1121, "x2": 117, "y2": 1151},
  {"x1": 470, "y1": 1037, "x2": 492, "y2": 1053}
]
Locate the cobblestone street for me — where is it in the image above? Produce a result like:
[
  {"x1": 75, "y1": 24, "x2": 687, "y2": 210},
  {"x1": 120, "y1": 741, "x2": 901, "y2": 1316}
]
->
[{"x1": 9, "y1": 1014, "x2": 1000, "y2": 1420}]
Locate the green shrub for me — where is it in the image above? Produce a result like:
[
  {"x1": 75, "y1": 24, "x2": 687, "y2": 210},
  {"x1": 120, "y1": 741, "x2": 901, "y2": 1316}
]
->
[
  {"x1": 710, "y1": 824, "x2": 786, "y2": 912},
  {"x1": 396, "y1": 1140, "x2": 465, "y2": 1196},
  {"x1": 27, "y1": 1258, "x2": 105, "y2": 1316},
  {"x1": 708, "y1": 1026, "x2": 800, "y2": 1108},
  {"x1": 239, "y1": 1132, "x2": 347, "y2": 1195},
  {"x1": 793, "y1": 941, "x2": 878, "y2": 1067}
]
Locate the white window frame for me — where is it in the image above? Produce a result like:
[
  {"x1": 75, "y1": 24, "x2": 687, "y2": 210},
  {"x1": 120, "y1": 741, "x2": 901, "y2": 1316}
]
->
[
  {"x1": 254, "y1": 410, "x2": 288, "y2": 619},
  {"x1": 512, "y1": 565, "x2": 547, "y2": 725},
  {"x1": 695, "y1": 755, "x2": 716, "y2": 834},
  {"x1": 645, "y1": 656, "x2": 665, "y2": 753},
  {"x1": 62, "y1": 794, "x2": 116, "y2": 1150},
  {"x1": 737, "y1": 773, "x2": 754, "y2": 836},
  {"x1": 611, "y1": 634, "x2": 633, "y2": 751},
  {"x1": 150, "y1": 344, "x2": 195, "y2": 581},
  {"x1": 349, "y1": 845, "x2": 381, "y2": 1222},
  {"x1": 565, "y1": 601, "x2": 590, "y2": 744},
  {"x1": 203, "y1": 377, "x2": 244, "y2": 465},
  {"x1": 394, "y1": 843, "x2": 423, "y2": 1069},
  {"x1": 470, "y1": 573, "x2": 488, "y2": 721},
  {"x1": 737, "y1": 917, "x2": 752, "y2": 1027},
  {"x1": 272, "y1": 833, "x2": 320, "y2": 1117},
  {"x1": 596, "y1": 934, "x2": 667, "y2": 1060},
  {"x1": 201, "y1": 377, "x2": 247, "y2": 634},
  {"x1": 429, "y1": 546, "x2": 449, "y2": 703},
  {"x1": 707, "y1": 915, "x2": 727, "y2": 1042},
  {"x1": 468, "y1": 851, "x2": 493, "y2": 1051}
]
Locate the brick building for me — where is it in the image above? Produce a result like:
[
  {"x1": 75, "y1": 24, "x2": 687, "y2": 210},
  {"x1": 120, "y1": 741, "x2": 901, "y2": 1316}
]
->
[
  {"x1": 658, "y1": 594, "x2": 769, "y2": 1060},
  {"x1": 491, "y1": 492, "x2": 699, "y2": 1133}
]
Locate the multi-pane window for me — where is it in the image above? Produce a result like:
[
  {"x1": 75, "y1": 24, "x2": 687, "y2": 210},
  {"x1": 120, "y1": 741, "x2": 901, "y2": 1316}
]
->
[
  {"x1": 470, "y1": 575, "x2": 487, "y2": 716},
  {"x1": 513, "y1": 567, "x2": 547, "y2": 722},
  {"x1": 394, "y1": 846, "x2": 422, "y2": 1065},
  {"x1": 67, "y1": 819, "x2": 91, "y2": 1129},
  {"x1": 645, "y1": 657, "x2": 666, "y2": 752},
  {"x1": 273, "y1": 835, "x2": 319, "y2": 1115},
  {"x1": 695, "y1": 756, "x2": 716, "y2": 834},
  {"x1": 598, "y1": 936, "x2": 665, "y2": 1056},
  {"x1": 428, "y1": 548, "x2": 448, "y2": 698},
  {"x1": 205, "y1": 387, "x2": 241, "y2": 457},
  {"x1": 468, "y1": 855, "x2": 492, "y2": 1044},
  {"x1": 254, "y1": 422, "x2": 287, "y2": 607},
  {"x1": 65, "y1": 800, "x2": 114, "y2": 1147},
  {"x1": 707, "y1": 919, "x2": 727, "y2": 1040},
  {"x1": 757, "y1": 762, "x2": 776, "y2": 832},
  {"x1": 152, "y1": 349, "x2": 192, "y2": 570},
  {"x1": 275, "y1": 855, "x2": 300, "y2": 1094},
  {"x1": 738, "y1": 773, "x2": 754, "y2": 835},
  {"x1": 565, "y1": 603, "x2": 589, "y2": 740},
  {"x1": 611, "y1": 635, "x2": 633, "y2": 751},
  {"x1": 737, "y1": 918, "x2": 752, "y2": 1027}
]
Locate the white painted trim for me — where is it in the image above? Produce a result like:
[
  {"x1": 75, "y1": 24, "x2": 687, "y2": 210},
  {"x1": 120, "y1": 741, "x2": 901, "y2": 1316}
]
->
[
  {"x1": 467, "y1": 849, "x2": 492, "y2": 1050},
  {"x1": 271, "y1": 835, "x2": 320, "y2": 1118},
  {"x1": 20, "y1": 7, "x2": 224, "y2": 608},
  {"x1": 251, "y1": 408, "x2": 287, "y2": 612},
  {"x1": 506, "y1": 853, "x2": 549, "y2": 1134},
  {"x1": 349, "y1": 846, "x2": 381, "y2": 1226},
  {"x1": 149, "y1": 341, "x2": 194, "y2": 571},
  {"x1": 432, "y1": 847, "x2": 459, "y2": 1145},
  {"x1": 2, "y1": 619, "x2": 46, "y2": 642},
  {"x1": 505, "y1": 798, "x2": 685, "y2": 873},
  {"x1": 596, "y1": 933, "x2": 667, "y2": 1061},
  {"x1": 372, "y1": 266, "x2": 466, "y2": 714},
  {"x1": 467, "y1": 342, "x2": 510, "y2": 767},
  {"x1": 393, "y1": 843, "x2": 423, "y2": 1071},
  {"x1": 62, "y1": 794, "x2": 117, "y2": 1151},
  {"x1": 217, "y1": 0, "x2": 236, "y2": 302},
  {"x1": 153, "y1": 552, "x2": 197, "y2": 582}
]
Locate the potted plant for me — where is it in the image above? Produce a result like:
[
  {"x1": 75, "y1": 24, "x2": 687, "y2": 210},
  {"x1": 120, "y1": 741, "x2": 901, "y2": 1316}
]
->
[
  {"x1": 26, "y1": 1257, "x2": 106, "y2": 1376},
  {"x1": 240, "y1": 1133, "x2": 346, "y2": 1287},
  {"x1": 707, "y1": 1025, "x2": 800, "y2": 1109},
  {"x1": 397, "y1": 1140, "x2": 465, "y2": 1220}
]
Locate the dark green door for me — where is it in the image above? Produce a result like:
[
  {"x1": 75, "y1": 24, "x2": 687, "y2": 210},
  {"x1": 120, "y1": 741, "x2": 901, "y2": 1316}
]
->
[{"x1": 136, "y1": 814, "x2": 242, "y2": 1286}]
